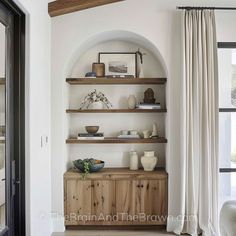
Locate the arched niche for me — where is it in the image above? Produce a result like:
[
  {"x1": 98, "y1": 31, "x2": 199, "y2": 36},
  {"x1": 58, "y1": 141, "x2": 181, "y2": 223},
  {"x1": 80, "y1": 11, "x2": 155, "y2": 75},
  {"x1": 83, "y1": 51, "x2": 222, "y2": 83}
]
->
[
  {"x1": 65, "y1": 30, "x2": 168, "y2": 77},
  {"x1": 64, "y1": 30, "x2": 168, "y2": 169}
]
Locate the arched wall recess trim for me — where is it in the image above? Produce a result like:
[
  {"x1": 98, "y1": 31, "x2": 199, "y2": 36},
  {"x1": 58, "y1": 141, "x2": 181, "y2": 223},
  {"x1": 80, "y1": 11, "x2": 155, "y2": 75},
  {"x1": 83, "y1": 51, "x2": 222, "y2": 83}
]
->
[
  {"x1": 63, "y1": 30, "x2": 169, "y2": 78},
  {"x1": 53, "y1": 30, "x2": 170, "y2": 231}
]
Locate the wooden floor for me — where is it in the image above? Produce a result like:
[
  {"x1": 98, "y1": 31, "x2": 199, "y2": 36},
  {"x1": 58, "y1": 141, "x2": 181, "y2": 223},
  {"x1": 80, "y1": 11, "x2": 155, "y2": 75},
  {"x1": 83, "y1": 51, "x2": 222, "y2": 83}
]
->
[{"x1": 52, "y1": 230, "x2": 175, "y2": 236}]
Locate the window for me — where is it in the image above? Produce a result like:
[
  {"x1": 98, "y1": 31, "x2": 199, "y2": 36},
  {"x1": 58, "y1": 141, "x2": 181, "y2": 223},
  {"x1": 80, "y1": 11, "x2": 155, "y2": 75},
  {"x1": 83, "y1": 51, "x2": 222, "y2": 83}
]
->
[{"x1": 218, "y1": 42, "x2": 236, "y2": 209}]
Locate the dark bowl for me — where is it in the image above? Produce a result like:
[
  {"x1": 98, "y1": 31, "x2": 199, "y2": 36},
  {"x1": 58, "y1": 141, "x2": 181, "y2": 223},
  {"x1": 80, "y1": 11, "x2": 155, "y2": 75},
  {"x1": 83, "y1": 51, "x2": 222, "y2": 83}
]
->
[
  {"x1": 73, "y1": 160, "x2": 105, "y2": 173},
  {"x1": 85, "y1": 126, "x2": 99, "y2": 134}
]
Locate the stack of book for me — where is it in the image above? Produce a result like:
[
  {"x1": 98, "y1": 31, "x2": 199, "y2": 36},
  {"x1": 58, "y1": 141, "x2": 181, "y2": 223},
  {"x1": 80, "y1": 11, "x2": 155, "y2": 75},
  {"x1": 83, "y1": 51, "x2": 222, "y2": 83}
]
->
[
  {"x1": 117, "y1": 134, "x2": 140, "y2": 139},
  {"x1": 77, "y1": 133, "x2": 104, "y2": 140},
  {"x1": 136, "y1": 102, "x2": 161, "y2": 110}
]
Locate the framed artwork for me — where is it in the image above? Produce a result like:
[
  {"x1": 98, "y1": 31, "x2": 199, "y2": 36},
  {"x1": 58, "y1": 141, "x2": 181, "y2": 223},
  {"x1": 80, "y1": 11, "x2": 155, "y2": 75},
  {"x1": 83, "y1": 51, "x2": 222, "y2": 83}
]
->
[{"x1": 98, "y1": 52, "x2": 137, "y2": 77}]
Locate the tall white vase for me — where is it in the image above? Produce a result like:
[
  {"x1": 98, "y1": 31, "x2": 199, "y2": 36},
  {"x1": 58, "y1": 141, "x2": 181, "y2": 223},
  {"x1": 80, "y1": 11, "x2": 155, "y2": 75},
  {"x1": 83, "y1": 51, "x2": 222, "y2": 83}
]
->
[
  {"x1": 141, "y1": 151, "x2": 157, "y2": 171},
  {"x1": 129, "y1": 151, "x2": 139, "y2": 170},
  {"x1": 128, "y1": 95, "x2": 136, "y2": 109}
]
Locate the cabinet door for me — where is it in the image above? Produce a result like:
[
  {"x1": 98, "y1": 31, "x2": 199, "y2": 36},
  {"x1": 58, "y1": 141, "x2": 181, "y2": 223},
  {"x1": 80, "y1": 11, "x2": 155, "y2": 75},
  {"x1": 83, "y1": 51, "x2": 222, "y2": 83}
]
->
[
  {"x1": 115, "y1": 180, "x2": 135, "y2": 221},
  {"x1": 65, "y1": 179, "x2": 92, "y2": 224},
  {"x1": 139, "y1": 179, "x2": 167, "y2": 222},
  {"x1": 115, "y1": 179, "x2": 167, "y2": 224},
  {"x1": 92, "y1": 180, "x2": 115, "y2": 220}
]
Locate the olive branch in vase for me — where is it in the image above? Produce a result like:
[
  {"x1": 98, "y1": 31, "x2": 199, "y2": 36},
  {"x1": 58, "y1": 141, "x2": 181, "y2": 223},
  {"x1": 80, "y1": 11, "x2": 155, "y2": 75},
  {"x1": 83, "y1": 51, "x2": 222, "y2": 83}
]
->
[{"x1": 79, "y1": 89, "x2": 112, "y2": 109}]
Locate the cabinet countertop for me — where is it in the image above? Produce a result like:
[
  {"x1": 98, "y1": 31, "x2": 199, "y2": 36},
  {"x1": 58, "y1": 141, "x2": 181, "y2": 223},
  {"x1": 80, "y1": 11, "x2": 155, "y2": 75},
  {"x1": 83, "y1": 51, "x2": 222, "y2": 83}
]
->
[{"x1": 64, "y1": 168, "x2": 168, "y2": 180}]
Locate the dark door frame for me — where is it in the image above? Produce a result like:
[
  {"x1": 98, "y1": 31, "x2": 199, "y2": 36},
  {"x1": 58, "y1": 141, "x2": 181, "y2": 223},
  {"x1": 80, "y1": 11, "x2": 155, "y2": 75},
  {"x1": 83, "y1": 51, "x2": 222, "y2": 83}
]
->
[{"x1": 0, "y1": 0, "x2": 25, "y2": 236}]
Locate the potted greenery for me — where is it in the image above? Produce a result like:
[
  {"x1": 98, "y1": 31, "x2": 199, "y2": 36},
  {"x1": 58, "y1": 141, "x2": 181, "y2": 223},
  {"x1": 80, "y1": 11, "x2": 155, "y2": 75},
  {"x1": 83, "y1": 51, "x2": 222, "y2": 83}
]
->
[{"x1": 73, "y1": 158, "x2": 105, "y2": 179}]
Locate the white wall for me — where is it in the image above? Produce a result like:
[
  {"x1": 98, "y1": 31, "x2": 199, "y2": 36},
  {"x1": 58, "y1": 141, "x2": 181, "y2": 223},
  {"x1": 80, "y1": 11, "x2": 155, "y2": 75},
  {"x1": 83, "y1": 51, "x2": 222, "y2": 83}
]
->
[
  {"x1": 216, "y1": 11, "x2": 236, "y2": 42},
  {"x1": 12, "y1": 0, "x2": 52, "y2": 236},
  {"x1": 0, "y1": 0, "x2": 234, "y2": 234},
  {"x1": 51, "y1": 0, "x2": 182, "y2": 231},
  {"x1": 50, "y1": 0, "x2": 236, "y2": 233}
]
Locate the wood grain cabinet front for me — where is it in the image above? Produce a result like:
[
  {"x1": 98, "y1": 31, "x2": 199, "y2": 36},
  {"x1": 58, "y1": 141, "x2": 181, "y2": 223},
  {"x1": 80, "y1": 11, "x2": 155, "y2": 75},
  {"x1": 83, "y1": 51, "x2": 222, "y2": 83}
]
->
[{"x1": 64, "y1": 168, "x2": 168, "y2": 227}]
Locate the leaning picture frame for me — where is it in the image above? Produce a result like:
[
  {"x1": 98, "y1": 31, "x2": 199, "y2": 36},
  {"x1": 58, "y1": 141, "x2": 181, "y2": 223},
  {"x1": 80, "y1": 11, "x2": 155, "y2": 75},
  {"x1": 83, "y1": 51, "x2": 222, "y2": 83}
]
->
[{"x1": 98, "y1": 52, "x2": 137, "y2": 77}]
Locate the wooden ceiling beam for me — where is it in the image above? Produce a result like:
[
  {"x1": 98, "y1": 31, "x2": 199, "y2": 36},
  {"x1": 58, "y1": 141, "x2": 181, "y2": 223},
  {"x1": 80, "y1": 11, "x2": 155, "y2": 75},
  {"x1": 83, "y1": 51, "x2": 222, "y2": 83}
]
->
[{"x1": 48, "y1": 0, "x2": 125, "y2": 17}]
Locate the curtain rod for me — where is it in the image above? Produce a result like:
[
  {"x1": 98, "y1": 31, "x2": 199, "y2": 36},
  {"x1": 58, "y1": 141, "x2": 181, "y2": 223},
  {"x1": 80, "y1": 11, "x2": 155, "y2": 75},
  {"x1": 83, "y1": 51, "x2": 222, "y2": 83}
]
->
[{"x1": 177, "y1": 6, "x2": 236, "y2": 10}]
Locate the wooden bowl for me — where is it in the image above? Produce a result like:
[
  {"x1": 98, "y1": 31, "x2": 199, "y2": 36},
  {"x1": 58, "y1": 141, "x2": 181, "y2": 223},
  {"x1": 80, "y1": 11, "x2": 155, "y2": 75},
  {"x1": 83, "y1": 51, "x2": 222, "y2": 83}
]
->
[{"x1": 85, "y1": 126, "x2": 99, "y2": 134}]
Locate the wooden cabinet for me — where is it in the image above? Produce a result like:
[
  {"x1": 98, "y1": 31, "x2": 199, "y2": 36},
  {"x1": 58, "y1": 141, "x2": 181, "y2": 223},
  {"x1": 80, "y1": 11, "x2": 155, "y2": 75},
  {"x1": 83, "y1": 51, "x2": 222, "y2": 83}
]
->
[
  {"x1": 64, "y1": 179, "x2": 93, "y2": 222},
  {"x1": 64, "y1": 168, "x2": 168, "y2": 227},
  {"x1": 115, "y1": 180, "x2": 133, "y2": 219},
  {"x1": 138, "y1": 180, "x2": 167, "y2": 217},
  {"x1": 92, "y1": 180, "x2": 116, "y2": 218}
]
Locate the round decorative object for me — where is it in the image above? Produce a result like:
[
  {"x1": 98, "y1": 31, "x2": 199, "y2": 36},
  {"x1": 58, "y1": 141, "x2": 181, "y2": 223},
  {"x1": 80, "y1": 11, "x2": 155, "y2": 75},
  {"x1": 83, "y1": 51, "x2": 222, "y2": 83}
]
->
[
  {"x1": 129, "y1": 151, "x2": 139, "y2": 170},
  {"x1": 73, "y1": 159, "x2": 105, "y2": 173},
  {"x1": 141, "y1": 151, "x2": 157, "y2": 171},
  {"x1": 85, "y1": 126, "x2": 99, "y2": 134},
  {"x1": 128, "y1": 95, "x2": 136, "y2": 109},
  {"x1": 220, "y1": 200, "x2": 236, "y2": 236},
  {"x1": 89, "y1": 101, "x2": 104, "y2": 109},
  {"x1": 92, "y1": 63, "x2": 105, "y2": 77}
]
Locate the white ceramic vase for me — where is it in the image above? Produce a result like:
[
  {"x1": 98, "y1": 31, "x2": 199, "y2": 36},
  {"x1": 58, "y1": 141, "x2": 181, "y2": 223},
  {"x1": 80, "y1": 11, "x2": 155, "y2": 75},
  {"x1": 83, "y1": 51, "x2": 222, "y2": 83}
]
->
[
  {"x1": 151, "y1": 123, "x2": 159, "y2": 137},
  {"x1": 141, "y1": 151, "x2": 157, "y2": 171},
  {"x1": 129, "y1": 151, "x2": 139, "y2": 170},
  {"x1": 128, "y1": 95, "x2": 136, "y2": 109},
  {"x1": 89, "y1": 101, "x2": 104, "y2": 109}
]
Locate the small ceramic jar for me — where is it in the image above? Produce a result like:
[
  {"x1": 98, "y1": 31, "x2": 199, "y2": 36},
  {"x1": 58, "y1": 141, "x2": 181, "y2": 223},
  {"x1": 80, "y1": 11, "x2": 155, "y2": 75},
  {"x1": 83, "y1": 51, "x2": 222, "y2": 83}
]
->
[
  {"x1": 129, "y1": 151, "x2": 139, "y2": 170},
  {"x1": 141, "y1": 151, "x2": 157, "y2": 171},
  {"x1": 143, "y1": 130, "x2": 150, "y2": 139},
  {"x1": 128, "y1": 95, "x2": 136, "y2": 109},
  {"x1": 121, "y1": 130, "x2": 129, "y2": 135},
  {"x1": 130, "y1": 130, "x2": 138, "y2": 135},
  {"x1": 92, "y1": 63, "x2": 105, "y2": 77}
]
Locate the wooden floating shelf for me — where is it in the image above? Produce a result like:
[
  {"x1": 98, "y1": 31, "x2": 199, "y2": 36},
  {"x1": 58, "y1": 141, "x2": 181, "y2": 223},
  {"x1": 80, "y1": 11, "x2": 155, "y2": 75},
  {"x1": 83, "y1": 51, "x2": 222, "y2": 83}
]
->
[
  {"x1": 66, "y1": 108, "x2": 167, "y2": 113},
  {"x1": 66, "y1": 77, "x2": 167, "y2": 85},
  {"x1": 0, "y1": 78, "x2": 6, "y2": 85},
  {"x1": 66, "y1": 137, "x2": 167, "y2": 144}
]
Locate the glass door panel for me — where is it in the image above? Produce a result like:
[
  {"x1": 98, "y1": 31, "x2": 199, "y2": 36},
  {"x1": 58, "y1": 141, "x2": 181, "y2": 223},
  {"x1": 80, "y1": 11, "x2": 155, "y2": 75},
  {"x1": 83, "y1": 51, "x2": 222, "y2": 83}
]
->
[{"x1": 218, "y1": 48, "x2": 236, "y2": 108}]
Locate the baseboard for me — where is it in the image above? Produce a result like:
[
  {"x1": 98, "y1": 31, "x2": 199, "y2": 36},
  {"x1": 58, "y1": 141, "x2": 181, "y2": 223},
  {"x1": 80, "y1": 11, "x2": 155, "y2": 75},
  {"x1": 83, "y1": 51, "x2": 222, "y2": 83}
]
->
[
  {"x1": 52, "y1": 217, "x2": 65, "y2": 232},
  {"x1": 66, "y1": 225, "x2": 167, "y2": 231}
]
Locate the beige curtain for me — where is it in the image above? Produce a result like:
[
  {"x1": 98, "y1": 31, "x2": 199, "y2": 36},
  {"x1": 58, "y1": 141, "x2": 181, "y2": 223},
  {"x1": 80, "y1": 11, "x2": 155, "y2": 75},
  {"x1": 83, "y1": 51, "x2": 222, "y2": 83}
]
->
[{"x1": 168, "y1": 10, "x2": 219, "y2": 236}]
